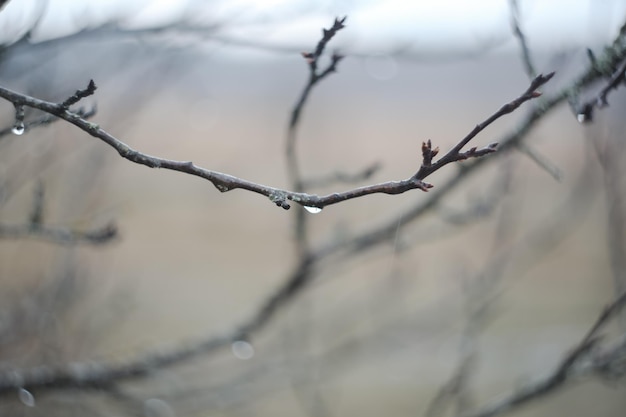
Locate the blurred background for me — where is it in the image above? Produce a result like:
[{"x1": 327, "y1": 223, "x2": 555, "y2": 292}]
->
[{"x1": 0, "y1": 0, "x2": 625, "y2": 416}]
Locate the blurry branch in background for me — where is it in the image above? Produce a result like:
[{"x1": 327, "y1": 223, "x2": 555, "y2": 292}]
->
[
  {"x1": 426, "y1": 162, "x2": 518, "y2": 417},
  {"x1": 508, "y1": 0, "x2": 536, "y2": 79},
  {"x1": 0, "y1": 180, "x2": 117, "y2": 245},
  {"x1": 0, "y1": 221, "x2": 117, "y2": 245},
  {"x1": 508, "y1": 0, "x2": 564, "y2": 181},
  {"x1": 570, "y1": 21, "x2": 626, "y2": 123},
  {"x1": 514, "y1": 142, "x2": 562, "y2": 181},
  {"x1": 463, "y1": 290, "x2": 626, "y2": 417},
  {"x1": 574, "y1": 52, "x2": 626, "y2": 122},
  {"x1": 589, "y1": 127, "x2": 626, "y2": 316},
  {"x1": 301, "y1": 162, "x2": 381, "y2": 189},
  {"x1": 427, "y1": 145, "x2": 601, "y2": 417}
]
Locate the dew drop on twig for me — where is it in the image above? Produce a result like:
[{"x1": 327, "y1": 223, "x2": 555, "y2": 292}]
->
[
  {"x1": 231, "y1": 340, "x2": 255, "y2": 360},
  {"x1": 12, "y1": 122, "x2": 25, "y2": 136},
  {"x1": 576, "y1": 113, "x2": 587, "y2": 123},
  {"x1": 18, "y1": 388, "x2": 35, "y2": 407},
  {"x1": 304, "y1": 206, "x2": 322, "y2": 214}
]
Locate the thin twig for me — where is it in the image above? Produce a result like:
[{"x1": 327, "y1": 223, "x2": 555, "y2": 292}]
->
[
  {"x1": 287, "y1": 16, "x2": 347, "y2": 181},
  {"x1": 515, "y1": 142, "x2": 562, "y2": 181},
  {"x1": 61, "y1": 79, "x2": 97, "y2": 108},
  {"x1": 413, "y1": 72, "x2": 554, "y2": 181},
  {"x1": 286, "y1": 17, "x2": 346, "y2": 254}
]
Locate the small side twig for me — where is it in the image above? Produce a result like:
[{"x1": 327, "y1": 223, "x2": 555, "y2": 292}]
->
[
  {"x1": 414, "y1": 72, "x2": 554, "y2": 181},
  {"x1": 286, "y1": 17, "x2": 347, "y2": 254},
  {"x1": 61, "y1": 79, "x2": 97, "y2": 108},
  {"x1": 289, "y1": 16, "x2": 347, "y2": 143}
]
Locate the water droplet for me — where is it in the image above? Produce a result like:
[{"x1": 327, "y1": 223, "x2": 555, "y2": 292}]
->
[
  {"x1": 143, "y1": 398, "x2": 174, "y2": 417},
  {"x1": 215, "y1": 184, "x2": 230, "y2": 193},
  {"x1": 304, "y1": 206, "x2": 322, "y2": 214},
  {"x1": 18, "y1": 388, "x2": 35, "y2": 407},
  {"x1": 577, "y1": 113, "x2": 587, "y2": 123},
  {"x1": 231, "y1": 340, "x2": 254, "y2": 360},
  {"x1": 12, "y1": 122, "x2": 25, "y2": 136}
]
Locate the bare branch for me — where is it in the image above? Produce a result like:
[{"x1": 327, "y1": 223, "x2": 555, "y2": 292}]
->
[
  {"x1": 290, "y1": 17, "x2": 347, "y2": 133},
  {"x1": 515, "y1": 142, "x2": 562, "y2": 181},
  {"x1": 61, "y1": 79, "x2": 97, "y2": 108},
  {"x1": 413, "y1": 72, "x2": 554, "y2": 180},
  {"x1": 0, "y1": 73, "x2": 548, "y2": 212}
]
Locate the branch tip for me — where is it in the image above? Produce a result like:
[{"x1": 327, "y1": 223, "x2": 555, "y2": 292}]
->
[{"x1": 62, "y1": 79, "x2": 98, "y2": 109}]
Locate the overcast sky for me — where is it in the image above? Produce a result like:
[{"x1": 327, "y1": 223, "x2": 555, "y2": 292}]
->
[{"x1": 0, "y1": 0, "x2": 625, "y2": 54}]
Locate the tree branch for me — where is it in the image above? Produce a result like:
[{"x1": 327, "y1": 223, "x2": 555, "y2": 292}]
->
[
  {"x1": 413, "y1": 72, "x2": 553, "y2": 180},
  {"x1": 286, "y1": 17, "x2": 346, "y2": 254},
  {"x1": 0, "y1": 72, "x2": 548, "y2": 212}
]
